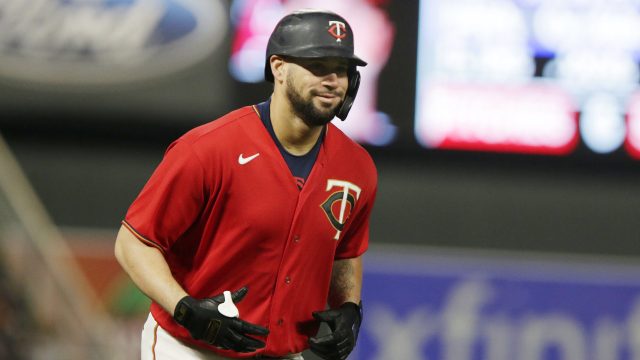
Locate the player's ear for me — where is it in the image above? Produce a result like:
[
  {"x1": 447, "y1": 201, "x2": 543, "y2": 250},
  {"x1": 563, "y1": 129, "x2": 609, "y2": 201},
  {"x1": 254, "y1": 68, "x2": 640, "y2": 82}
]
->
[{"x1": 270, "y1": 55, "x2": 286, "y2": 83}]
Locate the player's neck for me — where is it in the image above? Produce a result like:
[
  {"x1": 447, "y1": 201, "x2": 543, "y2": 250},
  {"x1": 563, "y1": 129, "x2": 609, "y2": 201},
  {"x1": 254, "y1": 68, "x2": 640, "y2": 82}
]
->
[{"x1": 270, "y1": 94, "x2": 324, "y2": 156}]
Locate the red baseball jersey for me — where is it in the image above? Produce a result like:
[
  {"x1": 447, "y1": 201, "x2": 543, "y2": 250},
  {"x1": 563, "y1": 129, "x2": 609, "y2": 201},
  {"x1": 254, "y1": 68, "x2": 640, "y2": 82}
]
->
[{"x1": 123, "y1": 105, "x2": 377, "y2": 357}]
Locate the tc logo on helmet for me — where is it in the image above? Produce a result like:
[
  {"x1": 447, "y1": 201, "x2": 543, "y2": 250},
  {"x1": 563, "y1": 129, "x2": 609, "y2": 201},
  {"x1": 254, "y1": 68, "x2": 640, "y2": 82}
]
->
[{"x1": 328, "y1": 21, "x2": 347, "y2": 42}]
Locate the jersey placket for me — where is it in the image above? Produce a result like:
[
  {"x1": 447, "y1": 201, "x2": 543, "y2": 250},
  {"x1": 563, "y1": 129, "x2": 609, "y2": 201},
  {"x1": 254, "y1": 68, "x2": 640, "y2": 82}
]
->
[{"x1": 265, "y1": 148, "x2": 327, "y2": 348}]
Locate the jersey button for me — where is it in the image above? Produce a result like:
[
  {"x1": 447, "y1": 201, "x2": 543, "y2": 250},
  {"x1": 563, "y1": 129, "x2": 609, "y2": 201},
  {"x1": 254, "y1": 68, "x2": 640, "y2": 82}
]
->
[
  {"x1": 277, "y1": 319, "x2": 284, "y2": 326},
  {"x1": 293, "y1": 235, "x2": 300, "y2": 243},
  {"x1": 285, "y1": 276, "x2": 291, "y2": 284}
]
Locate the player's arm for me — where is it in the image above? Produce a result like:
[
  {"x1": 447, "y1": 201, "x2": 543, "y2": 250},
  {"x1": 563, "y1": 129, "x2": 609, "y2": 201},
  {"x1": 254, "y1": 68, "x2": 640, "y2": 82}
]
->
[
  {"x1": 328, "y1": 256, "x2": 363, "y2": 307},
  {"x1": 309, "y1": 256, "x2": 364, "y2": 360},
  {"x1": 114, "y1": 224, "x2": 269, "y2": 352},
  {"x1": 114, "y1": 224, "x2": 187, "y2": 314}
]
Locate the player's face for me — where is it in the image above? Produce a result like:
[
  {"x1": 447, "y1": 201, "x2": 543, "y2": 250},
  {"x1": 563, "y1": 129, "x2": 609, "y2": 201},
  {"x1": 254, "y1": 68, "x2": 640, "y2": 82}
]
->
[{"x1": 284, "y1": 57, "x2": 349, "y2": 126}]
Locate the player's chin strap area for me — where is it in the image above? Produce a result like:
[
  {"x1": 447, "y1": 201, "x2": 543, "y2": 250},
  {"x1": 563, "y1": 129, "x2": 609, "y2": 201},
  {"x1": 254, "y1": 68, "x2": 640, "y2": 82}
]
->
[{"x1": 336, "y1": 70, "x2": 361, "y2": 121}]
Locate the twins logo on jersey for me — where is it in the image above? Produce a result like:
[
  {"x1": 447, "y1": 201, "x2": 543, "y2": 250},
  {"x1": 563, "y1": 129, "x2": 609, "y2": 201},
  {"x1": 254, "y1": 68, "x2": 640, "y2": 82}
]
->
[{"x1": 321, "y1": 179, "x2": 362, "y2": 240}]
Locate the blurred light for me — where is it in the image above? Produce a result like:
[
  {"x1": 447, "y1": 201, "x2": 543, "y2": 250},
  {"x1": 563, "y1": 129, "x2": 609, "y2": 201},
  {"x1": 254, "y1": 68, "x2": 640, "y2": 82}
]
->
[
  {"x1": 625, "y1": 91, "x2": 640, "y2": 159},
  {"x1": 416, "y1": 82, "x2": 578, "y2": 154},
  {"x1": 416, "y1": 0, "x2": 640, "y2": 158},
  {"x1": 533, "y1": 1, "x2": 640, "y2": 99},
  {"x1": 580, "y1": 93, "x2": 626, "y2": 154},
  {"x1": 0, "y1": 0, "x2": 228, "y2": 85},
  {"x1": 228, "y1": 37, "x2": 269, "y2": 83},
  {"x1": 228, "y1": 0, "x2": 283, "y2": 83},
  {"x1": 429, "y1": 0, "x2": 534, "y2": 82}
]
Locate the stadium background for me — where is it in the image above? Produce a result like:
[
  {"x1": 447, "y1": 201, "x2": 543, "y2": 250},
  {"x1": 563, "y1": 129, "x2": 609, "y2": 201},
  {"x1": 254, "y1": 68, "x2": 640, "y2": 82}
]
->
[{"x1": 1, "y1": 0, "x2": 639, "y2": 359}]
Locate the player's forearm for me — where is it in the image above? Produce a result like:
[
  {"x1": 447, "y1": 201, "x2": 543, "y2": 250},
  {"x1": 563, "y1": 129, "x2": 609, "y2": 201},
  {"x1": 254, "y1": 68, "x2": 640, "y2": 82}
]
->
[
  {"x1": 114, "y1": 224, "x2": 187, "y2": 314},
  {"x1": 328, "y1": 256, "x2": 363, "y2": 308}
]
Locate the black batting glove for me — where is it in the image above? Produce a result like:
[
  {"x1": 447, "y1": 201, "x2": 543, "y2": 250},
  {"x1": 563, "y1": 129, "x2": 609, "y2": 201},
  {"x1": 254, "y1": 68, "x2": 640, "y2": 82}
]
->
[
  {"x1": 173, "y1": 287, "x2": 269, "y2": 353},
  {"x1": 309, "y1": 301, "x2": 363, "y2": 360}
]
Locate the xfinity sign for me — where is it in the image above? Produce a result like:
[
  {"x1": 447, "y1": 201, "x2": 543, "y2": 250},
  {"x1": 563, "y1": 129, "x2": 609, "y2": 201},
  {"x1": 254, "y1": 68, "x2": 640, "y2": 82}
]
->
[
  {"x1": 0, "y1": 0, "x2": 227, "y2": 85},
  {"x1": 357, "y1": 246, "x2": 640, "y2": 360}
]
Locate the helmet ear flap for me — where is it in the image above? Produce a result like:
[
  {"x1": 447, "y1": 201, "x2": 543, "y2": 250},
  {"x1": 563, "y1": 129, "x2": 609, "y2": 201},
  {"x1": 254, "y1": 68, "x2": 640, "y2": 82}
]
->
[
  {"x1": 336, "y1": 70, "x2": 360, "y2": 121},
  {"x1": 265, "y1": 54, "x2": 276, "y2": 82}
]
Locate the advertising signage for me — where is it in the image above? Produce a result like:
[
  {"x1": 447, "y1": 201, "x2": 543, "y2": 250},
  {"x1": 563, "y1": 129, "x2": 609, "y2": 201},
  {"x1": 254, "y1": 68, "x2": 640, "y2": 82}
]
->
[{"x1": 357, "y1": 246, "x2": 640, "y2": 360}]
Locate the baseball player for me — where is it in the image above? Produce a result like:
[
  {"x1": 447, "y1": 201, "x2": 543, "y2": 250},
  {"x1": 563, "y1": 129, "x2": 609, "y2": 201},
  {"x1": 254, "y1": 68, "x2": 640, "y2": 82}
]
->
[{"x1": 114, "y1": 9, "x2": 377, "y2": 360}]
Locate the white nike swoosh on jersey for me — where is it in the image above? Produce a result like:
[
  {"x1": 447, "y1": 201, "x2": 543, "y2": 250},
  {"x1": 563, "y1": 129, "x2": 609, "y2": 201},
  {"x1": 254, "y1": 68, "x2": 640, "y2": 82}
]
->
[{"x1": 238, "y1": 153, "x2": 260, "y2": 165}]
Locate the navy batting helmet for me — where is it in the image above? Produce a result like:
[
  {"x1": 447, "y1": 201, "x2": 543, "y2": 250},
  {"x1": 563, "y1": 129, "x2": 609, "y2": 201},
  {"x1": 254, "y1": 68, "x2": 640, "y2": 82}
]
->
[{"x1": 264, "y1": 9, "x2": 367, "y2": 120}]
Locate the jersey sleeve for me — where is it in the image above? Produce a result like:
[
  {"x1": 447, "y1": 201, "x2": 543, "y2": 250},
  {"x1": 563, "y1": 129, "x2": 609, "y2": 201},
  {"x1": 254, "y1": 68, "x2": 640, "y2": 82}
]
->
[
  {"x1": 334, "y1": 182, "x2": 378, "y2": 260},
  {"x1": 123, "y1": 139, "x2": 207, "y2": 254}
]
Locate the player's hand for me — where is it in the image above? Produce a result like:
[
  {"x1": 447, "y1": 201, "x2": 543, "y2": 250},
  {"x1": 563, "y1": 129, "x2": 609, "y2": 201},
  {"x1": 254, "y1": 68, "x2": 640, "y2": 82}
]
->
[
  {"x1": 173, "y1": 287, "x2": 269, "y2": 352},
  {"x1": 308, "y1": 302, "x2": 362, "y2": 360}
]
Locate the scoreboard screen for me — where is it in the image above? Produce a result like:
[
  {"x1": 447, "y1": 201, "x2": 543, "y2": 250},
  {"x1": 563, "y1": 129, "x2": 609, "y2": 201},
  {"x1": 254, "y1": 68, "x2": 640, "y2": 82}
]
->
[{"x1": 415, "y1": 0, "x2": 640, "y2": 159}]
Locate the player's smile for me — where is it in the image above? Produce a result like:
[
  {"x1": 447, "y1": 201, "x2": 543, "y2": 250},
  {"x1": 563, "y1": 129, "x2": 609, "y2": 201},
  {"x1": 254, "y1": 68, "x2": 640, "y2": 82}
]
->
[
  {"x1": 313, "y1": 91, "x2": 342, "y2": 107},
  {"x1": 315, "y1": 90, "x2": 341, "y2": 99},
  {"x1": 311, "y1": 90, "x2": 342, "y2": 112}
]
